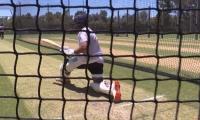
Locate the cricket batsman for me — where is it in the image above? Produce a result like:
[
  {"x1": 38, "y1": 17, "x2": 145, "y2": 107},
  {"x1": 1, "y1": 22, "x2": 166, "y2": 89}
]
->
[{"x1": 58, "y1": 12, "x2": 121, "y2": 102}]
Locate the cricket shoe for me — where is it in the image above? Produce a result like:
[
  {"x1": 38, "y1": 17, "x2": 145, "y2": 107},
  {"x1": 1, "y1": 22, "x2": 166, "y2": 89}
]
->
[
  {"x1": 90, "y1": 80, "x2": 121, "y2": 102},
  {"x1": 56, "y1": 78, "x2": 71, "y2": 84},
  {"x1": 111, "y1": 80, "x2": 121, "y2": 102},
  {"x1": 56, "y1": 72, "x2": 71, "y2": 83}
]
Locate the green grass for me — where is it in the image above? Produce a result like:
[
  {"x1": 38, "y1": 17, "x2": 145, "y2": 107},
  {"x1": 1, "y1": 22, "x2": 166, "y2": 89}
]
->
[
  {"x1": 18, "y1": 34, "x2": 200, "y2": 53},
  {"x1": 44, "y1": 38, "x2": 199, "y2": 56},
  {"x1": 12, "y1": 34, "x2": 200, "y2": 77},
  {"x1": 18, "y1": 33, "x2": 200, "y2": 42},
  {"x1": 11, "y1": 35, "x2": 200, "y2": 76},
  {"x1": 18, "y1": 34, "x2": 200, "y2": 56},
  {"x1": 14, "y1": 37, "x2": 199, "y2": 79},
  {"x1": 103, "y1": 60, "x2": 199, "y2": 104},
  {"x1": 104, "y1": 62, "x2": 199, "y2": 108},
  {"x1": 4, "y1": 35, "x2": 199, "y2": 109},
  {"x1": 109, "y1": 56, "x2": 200, "y2": 79},
  {"x1": 0, "y1": 65, "x2": 30, "y2": 118},
  {"x1": 16, "y1": 39, "x2": 60, "y2": 54}
]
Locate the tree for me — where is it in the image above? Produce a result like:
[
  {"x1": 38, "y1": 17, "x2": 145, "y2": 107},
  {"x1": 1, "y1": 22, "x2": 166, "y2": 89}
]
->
[
  {"x1": 99, "y1": 10, "x2": 108, "y2": 22},
  {"x1": 139, "y1": 11, "x2": 148, "y2": 22},
  {"x1": 159, "y1": 0, "x2": 178, "y2": 32},
  {"x1": 159, "y1": 0, "x2": 200, "y2": 33},
  {"x1": 75, "y1": 11, "x2": 87, "y2": 16}
]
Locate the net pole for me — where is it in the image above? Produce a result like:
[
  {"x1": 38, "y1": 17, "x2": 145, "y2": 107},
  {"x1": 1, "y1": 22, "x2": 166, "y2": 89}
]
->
[
  {"x1": 175, "y1": 0, "x2": 184, "y2": 118},
  {"x1": 130, "y1": 0, "x2": 137, "y2": 119}
]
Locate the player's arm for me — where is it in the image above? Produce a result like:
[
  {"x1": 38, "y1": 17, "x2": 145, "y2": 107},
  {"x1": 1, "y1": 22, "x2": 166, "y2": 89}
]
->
[
  {"x1": 74, "y1": 41, "x2": 87, "y2": 54},
  {"x1": 74, "y1": 31, "x2": 89, "y2": 54},
  {"x1": 64, "y1": 31, "x2": 89, "y2": 55},
  {"x1": 63, "y1": 40, "x2": 88, "y2": 55}
]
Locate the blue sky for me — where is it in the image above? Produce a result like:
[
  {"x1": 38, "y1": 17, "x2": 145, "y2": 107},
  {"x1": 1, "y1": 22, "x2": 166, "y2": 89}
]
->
[{"x1": 0, "y1": 0, "x2": 156, "y2": 17}]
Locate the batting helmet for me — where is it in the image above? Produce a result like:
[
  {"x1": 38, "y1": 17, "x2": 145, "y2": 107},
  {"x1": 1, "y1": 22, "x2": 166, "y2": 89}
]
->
[{"x1": 74, "y1": 13, "x2": 87, "y2": 25}]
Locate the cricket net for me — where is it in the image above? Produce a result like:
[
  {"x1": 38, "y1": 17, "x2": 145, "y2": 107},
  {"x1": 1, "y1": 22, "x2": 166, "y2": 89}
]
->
[{"x1": 0, "y1": 0, "x2": 199, "y2": 119}]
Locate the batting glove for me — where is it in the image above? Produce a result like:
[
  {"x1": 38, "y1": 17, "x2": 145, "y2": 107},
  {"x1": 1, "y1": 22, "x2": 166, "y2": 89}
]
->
[{"x1": 63, "y1": 48, "x2": 74, "y2": 55}]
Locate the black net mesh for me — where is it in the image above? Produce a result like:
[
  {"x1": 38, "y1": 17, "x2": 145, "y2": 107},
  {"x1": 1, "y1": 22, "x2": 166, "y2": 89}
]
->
[{"x1": 0, "y1": 0, "x2": 200, "y2": 119}]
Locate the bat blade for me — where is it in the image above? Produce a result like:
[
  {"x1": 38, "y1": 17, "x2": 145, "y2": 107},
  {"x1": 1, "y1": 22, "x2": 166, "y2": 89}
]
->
[{"x1": 41, "y1": 39, "x2": 61, "y2": 49}]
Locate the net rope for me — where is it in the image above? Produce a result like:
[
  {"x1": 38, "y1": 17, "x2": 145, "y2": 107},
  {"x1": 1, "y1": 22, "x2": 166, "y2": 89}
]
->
[{"x1": 0, "y1": 0, "x2": 200, "y2": 119}]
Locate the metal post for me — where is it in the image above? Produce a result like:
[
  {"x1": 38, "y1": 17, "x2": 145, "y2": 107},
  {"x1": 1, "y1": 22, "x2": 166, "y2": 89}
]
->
[
  {"x1": 47, "y1": 3, "x2": 49, "y2": 27},
  {"x1": 176, "y1": 11, "x2": 179, "y2": 39},
  {"x1": 68, "y1": 0, "x2": 70, "y2": 15},
  {"x1": 18, "y1": 2, "x2": 22, "y2": 35},
  {"x1": 161, "y1": 10, "x2": 163, "y2": 39},
  {"x1": 117, "y1": 10, "x2": 120, "y2": 37},
  {"x1": 19, "y1": 2, "x2": 22, "y2": 17},
  {"x1": 160, "y1": 0, "x2": 164, "y2": 39},
  {"x1": 83, "y1": 0, "x2": 85, "y2": 12},
  {"x1": 18, "y1": 2, "x2": 22, "y2": 29},
  {"x1": 148, "y1": 6, "x2": 151, "y2": 38},
  {"x1": 195, "y1": 0, "x2": 199, "y2": 40},
  {"x1": 47, "y1": 3, "x2": 49, "y2": 13},
  {"x1": 189, "y1": 11, "x2": 192, "y2": 33},
  {"x1": 126, "y1": 9, "x2": 129, "y2": 37}
]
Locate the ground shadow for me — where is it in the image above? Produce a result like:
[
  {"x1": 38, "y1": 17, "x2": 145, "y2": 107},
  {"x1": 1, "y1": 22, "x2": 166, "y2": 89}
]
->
[
  {"x1": 53, "y1": 80, "x2": 111, "y2": 100},
  {"x1": 105, "y1": 59, "x2": 200, "y2": 84}
]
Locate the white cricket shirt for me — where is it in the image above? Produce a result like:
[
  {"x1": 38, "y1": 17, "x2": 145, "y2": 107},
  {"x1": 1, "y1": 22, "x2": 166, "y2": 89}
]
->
[{"x1": 77, "y1": 27, "x2": 104, "y2": 63}]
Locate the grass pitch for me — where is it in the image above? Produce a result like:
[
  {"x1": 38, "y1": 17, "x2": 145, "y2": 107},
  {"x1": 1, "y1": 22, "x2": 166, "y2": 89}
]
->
[
  {"x1": 0, "y1": 64, "x2": 30, "y2": 118},
  {"x1": 0, "y1": 34, "x2": 199, "y2": 119}
]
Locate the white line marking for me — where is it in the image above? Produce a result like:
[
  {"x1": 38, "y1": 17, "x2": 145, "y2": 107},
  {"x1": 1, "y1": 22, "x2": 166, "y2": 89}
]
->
[
  {"x1": 117, "y1": 103, "x2": 133, "y2": 108},
  {"x1": 55, "y1": 114, "x2": 83, "y2": 120},
  {"x1": 65, "y1": 114, "x2": 83, "y2": 119},
  {"x1": 116, "y1": 95, "x2": 164, "y2": 108},
  {"x1": 143, "y1": 95, "x2": 164, "y2": 101}
]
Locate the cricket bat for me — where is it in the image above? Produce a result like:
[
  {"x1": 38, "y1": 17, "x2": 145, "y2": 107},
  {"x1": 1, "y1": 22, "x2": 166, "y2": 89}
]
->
[{"x1": 41, "y1": 39, "x2": 68, "y2": 49}]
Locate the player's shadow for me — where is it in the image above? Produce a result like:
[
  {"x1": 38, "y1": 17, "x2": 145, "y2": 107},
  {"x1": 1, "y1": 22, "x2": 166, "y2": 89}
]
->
[{"x1": 53, "y1": 80, "x2": 110, "y2": 99}]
